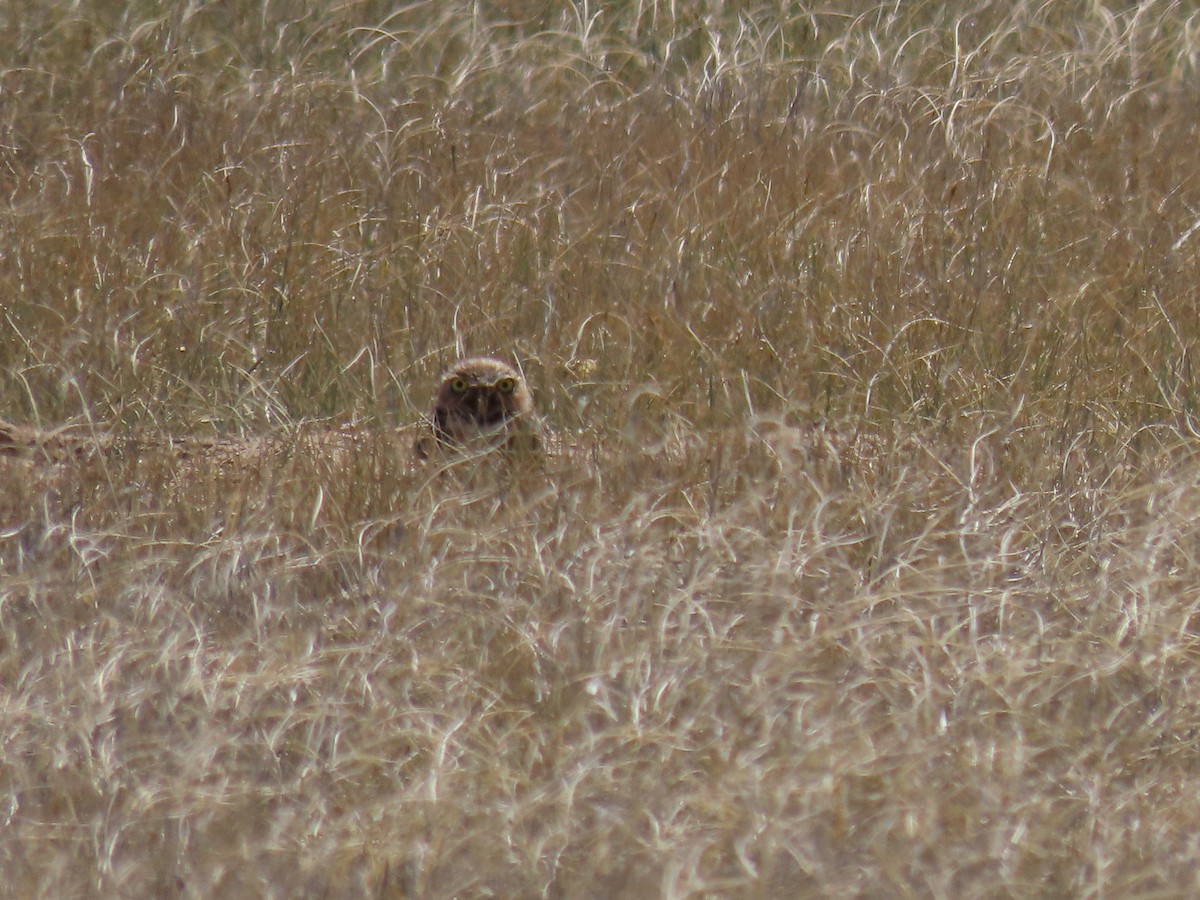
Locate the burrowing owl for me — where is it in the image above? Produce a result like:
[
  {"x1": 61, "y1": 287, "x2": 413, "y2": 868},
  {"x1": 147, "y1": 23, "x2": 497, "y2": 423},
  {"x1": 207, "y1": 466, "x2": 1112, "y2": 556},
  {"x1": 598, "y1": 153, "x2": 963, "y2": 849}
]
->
[{"x1": 418, "y1": 356, "x2": 541, "y2": 457}]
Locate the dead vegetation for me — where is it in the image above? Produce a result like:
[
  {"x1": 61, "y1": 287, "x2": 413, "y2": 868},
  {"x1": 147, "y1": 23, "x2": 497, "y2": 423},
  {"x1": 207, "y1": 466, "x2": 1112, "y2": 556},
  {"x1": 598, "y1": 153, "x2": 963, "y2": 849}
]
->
[{"x1": 4, "y1": 0, "x2": 1200, "y2": 896}]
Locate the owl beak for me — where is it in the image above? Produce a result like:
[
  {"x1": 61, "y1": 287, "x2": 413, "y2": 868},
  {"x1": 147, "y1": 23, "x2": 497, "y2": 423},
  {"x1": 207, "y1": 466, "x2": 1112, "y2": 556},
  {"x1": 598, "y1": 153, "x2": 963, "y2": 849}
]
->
[{"x1": 467, "y1": 387, "x2": 506, "y2": 425}]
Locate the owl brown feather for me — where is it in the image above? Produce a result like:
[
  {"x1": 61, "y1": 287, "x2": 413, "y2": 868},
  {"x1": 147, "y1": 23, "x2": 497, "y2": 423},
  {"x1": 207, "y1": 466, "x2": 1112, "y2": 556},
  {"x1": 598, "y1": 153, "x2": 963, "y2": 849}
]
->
[{"x1": 417, "y1": 357, "x2": 542, "y2": 459}]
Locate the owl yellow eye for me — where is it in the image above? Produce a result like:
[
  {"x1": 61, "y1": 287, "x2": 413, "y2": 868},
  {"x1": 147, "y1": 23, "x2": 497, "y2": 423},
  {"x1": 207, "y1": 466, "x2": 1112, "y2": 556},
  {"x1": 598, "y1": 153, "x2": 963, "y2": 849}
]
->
[
  {"x1": 496, "y1": 377, "x2": 516, "y2": 394},
  {"x1": 450, "y1": 377, "x2": 469, "y2": 394}
]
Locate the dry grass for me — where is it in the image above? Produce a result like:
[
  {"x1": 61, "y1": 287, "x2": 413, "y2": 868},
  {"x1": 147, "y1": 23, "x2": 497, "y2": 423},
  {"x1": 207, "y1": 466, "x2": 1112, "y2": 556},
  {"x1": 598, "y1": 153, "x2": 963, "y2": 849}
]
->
[{"x1": 4, "y1": 0, "x2": 1200, "y2": 895}]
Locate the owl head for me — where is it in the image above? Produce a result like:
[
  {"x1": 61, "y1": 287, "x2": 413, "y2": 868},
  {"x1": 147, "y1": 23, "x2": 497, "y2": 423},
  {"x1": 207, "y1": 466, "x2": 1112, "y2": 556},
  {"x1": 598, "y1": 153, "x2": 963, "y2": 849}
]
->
[{"x1": 428, "y1": 357, "x2": 539, "y2": 454}]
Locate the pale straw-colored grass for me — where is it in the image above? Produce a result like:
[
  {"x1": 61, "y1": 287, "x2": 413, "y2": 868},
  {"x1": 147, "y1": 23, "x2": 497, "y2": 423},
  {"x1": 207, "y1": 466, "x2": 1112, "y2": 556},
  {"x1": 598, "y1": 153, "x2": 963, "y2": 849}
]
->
[{"x1": 4, "y1": 1, "x2": 1200, "y2": 895}]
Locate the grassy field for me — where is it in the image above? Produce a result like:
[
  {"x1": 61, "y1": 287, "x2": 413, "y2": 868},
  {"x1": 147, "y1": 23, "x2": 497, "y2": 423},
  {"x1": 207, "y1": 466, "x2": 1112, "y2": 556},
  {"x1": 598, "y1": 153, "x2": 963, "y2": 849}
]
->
[{"x1": 4, "y1": 0, "x2": 1200, "y2": 895}]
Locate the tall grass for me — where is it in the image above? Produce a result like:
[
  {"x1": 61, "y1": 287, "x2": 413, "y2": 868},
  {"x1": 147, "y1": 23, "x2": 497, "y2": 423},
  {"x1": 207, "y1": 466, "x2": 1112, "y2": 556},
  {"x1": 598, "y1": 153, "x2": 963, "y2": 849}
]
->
[{"x1": 4, "y1": 0, "x2": 1200, "y2": 895}]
